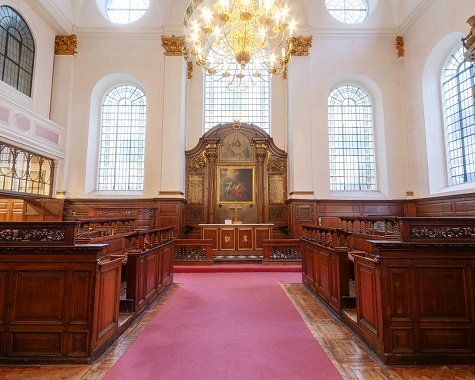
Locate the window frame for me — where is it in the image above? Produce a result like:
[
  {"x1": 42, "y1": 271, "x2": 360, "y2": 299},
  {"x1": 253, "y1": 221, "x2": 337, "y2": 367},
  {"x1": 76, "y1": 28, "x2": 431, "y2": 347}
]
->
[
  {"x1": 328, "y1": 84, "x2": 377, "y2": 191},
  {"x1": 0, "y1": 6, "x2": 34, "y2": 97},
  {"x1": 97, "y1": 84, "x2": 147, "y2": 192},
  {"x1": 441, "y1": 44, "x2": 475, "y2": 186}
]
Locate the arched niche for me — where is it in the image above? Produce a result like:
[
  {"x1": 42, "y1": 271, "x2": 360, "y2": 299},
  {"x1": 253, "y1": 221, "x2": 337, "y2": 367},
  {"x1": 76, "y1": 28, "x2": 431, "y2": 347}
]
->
[{"x1": 184, "y1": 122, "x2": 288, "y2": 238}]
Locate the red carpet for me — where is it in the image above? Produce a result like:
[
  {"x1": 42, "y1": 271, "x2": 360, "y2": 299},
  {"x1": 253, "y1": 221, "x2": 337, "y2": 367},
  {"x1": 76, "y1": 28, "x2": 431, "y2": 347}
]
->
[
  {"x1": 174, "y1": 264, "x2": 302, "y2": 273},
  {"x1": 104, "y1": 272, "x2": 342, "y2": 380}
]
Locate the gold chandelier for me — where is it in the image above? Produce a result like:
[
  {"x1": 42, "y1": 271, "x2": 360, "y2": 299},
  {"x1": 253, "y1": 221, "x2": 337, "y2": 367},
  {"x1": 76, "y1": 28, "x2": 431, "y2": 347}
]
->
[{"x1": 187, "y1": 0, "x2": 296, "y2": 91}]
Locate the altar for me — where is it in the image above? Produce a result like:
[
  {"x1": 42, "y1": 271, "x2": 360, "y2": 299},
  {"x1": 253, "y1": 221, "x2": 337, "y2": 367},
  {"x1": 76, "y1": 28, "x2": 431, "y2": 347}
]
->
[{"x1": 200, "y1": 224, "x2": 273, "y2": 256}]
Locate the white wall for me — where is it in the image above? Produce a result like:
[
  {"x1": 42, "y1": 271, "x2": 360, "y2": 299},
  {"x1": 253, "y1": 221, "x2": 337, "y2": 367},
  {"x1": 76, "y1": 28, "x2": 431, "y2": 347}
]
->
[{"x1": 402, "y1": 0, "x2": 475, "y2": 198}]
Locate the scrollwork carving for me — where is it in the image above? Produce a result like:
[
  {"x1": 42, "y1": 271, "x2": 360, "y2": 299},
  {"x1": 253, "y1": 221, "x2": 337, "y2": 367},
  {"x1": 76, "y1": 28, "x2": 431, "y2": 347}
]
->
[
  {"x1": 187, "y1": 153, "x2": 206, "y2": 171},
  {"x1": 0, "y1": 228, "x2": 66, "y2": 242},
  {"x1": 187, "y1": 208, "x2": 203, "y2": 221},
  {"x1": 267, "y1": 155, "x2": 287, "y2": 172},
  {"x1": 410, "y1": 226, "x2": 475, "y2": 239}
]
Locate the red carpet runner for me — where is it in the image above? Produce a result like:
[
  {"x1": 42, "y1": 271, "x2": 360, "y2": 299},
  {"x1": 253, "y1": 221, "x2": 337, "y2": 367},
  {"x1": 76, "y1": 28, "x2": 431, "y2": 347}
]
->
[{"x1": 105, "y1": 272, "x2": 342, "y2": 380}]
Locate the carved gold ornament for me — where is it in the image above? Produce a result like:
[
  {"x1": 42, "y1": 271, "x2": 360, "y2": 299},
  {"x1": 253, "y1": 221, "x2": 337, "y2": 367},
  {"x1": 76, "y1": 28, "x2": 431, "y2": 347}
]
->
[
  {"x1": 187, "y1": 153, "x2": 206, "y2": 171},
  {"x1": 396, "y1": 36, "x2": 404, "y2": 58},
  {"x1": 267, "y1": 155, "x2": 287, "y2": 172},
  {"x1": 55, "y1": 35, "x2": 77, "y2": 56},
  {"x1": 162, "y1": 35, "x2": 186, "y2": 56},
  {"x1": 187, "y1": 61, "x2": 193, "y2": 79},
  {"x1": 289, "y1": 35, "x2": 312, "y2": 56}
]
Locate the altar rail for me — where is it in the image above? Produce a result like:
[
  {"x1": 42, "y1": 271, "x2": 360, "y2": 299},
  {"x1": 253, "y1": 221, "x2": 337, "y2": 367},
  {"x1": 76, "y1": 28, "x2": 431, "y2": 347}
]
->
[
  {"x1": 302, "y1": 218, "x2": 475, "y2": 364},
  {"x1": 262, "y1": 239, "x2": 301, "y2": 262},
  {"x1": 0, "y1": 222, "x2": 174, "y2": 364},
  {"x1": 174, "y1": 239, "x2": 214, "y2": 265}
]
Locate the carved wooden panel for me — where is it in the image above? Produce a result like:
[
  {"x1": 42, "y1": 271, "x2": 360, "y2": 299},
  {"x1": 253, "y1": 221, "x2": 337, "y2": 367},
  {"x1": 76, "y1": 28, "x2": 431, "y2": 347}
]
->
[
  {"x1": 416, "y1": 267, "x2": 468, "y2": 320},
  {"x1": 146, "y1": 252, "x2": 158, "y2": 298},
  {"x1": 268, "y1": 174, "x2": 285, "y2": 204},
  {"x1": 420, "y1": 328, "x2": 471, "y2": 352},
  {"x1": 10, "y1": 332, "x2": 62, "y2": 356},
  {"x1": 387, "y1": 266, "x2": 412, "y2": 321},
  {"x1": 220, "y1": 228, "x2": 235, "y2": 250},
  {"x1": 356, "y1": 258, "x2": 379, "y2": 336},
  {"x1": 70, "y1": 270, "x2": 92, "y2": 323},
  {"x1": 238, "y1": 228, "x2": 253, "y2": 250},
  {"x1": 390, "y1": 328, "x2": 415, "y2": 353},
  {"x1": 255, "y1": 227, "x2": 271, "y2": 249},
  {"x1": 13, "y1": 270, "x2": 66, "y2": 323}
]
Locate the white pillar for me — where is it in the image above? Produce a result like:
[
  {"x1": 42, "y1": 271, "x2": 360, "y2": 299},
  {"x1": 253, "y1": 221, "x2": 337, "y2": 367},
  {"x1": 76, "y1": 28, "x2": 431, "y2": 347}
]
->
[
  {"x1": 50, "y1": 53, "x2": 75, "y2": 197},
  {"x1": 287, "y1": 55, "x2": 314, "y2": 199},
  {"x1": 159, "y1": 54, "x2": 186, "y2": 198}
]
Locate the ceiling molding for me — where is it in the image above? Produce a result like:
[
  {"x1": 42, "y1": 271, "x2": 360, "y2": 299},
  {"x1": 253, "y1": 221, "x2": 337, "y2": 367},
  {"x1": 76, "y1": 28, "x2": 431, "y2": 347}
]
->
[
  {"x1": 308, "y1": 27, "x2": 397, "y2": 40},
  {"x1": 25, "y1": 0, "x2": 73, "y2": 34},
  {"x1": 399, "y1": 0, "x2": 434, "y2": 35},
  {"x1": 76, "y1": 27, "x2": 166, "y2": 40}
]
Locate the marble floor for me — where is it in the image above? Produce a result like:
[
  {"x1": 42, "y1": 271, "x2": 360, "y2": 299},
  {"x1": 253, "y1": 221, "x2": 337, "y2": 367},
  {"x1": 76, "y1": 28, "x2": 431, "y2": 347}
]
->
[{"x1": 0, "y1": 280, "x2": 474, "y2": 380}]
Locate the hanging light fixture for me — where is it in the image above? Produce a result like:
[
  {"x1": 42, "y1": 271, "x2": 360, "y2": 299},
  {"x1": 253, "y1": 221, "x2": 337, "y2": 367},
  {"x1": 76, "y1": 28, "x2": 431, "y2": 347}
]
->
[{"x1": 187, "y1": 0, "x2": 296, "y2": 91}]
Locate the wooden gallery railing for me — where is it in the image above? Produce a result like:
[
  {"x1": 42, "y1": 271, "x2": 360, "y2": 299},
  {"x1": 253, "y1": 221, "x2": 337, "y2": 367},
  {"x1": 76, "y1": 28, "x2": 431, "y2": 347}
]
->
[
  {"x1": 302, "y1": 217, "x2": 475, "y2": 364},
  {"x1": 0, "y1": 220, "x2": 174, "y2": 364}
]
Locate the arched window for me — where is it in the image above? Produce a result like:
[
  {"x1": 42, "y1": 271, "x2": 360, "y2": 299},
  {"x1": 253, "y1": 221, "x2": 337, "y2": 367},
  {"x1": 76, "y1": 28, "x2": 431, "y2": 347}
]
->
[
  {"x1": 441, "y1": 44, "x2": 475, "y2": 185},
  {"x1": 325, "y1": 0, "x2": 368, "y2": 24},
  {"x1": 328, "y1": 85, "x2": 376, "y2": 190},
  {"x1": 204, "y1": 51, "x2": 270, "y2": 133},
  {"x1": 98, "y1": 85, "x2": 146, "y2": 191},
  {"x1": 0, "y1": 6, "x2": 34, "y2": 97},
  {"x1": 105, "y1": 0, "x2": 150, "y2": 24}
]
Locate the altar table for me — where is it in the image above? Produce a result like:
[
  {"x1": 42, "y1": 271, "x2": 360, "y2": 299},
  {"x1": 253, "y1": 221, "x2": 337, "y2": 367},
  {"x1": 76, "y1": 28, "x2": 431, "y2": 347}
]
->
[{"x1": 200, "y1": 223, "x2": 273, "y2": 255}]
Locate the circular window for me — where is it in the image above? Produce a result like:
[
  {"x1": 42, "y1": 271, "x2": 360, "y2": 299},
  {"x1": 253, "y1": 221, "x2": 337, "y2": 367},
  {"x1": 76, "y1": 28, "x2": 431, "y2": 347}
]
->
[
  {"x1": 106, "y1": 0, "x2": 150, "y2": 24},
  {"x1": 325, "y1": 0, "x2": 368, "y2": 24}
]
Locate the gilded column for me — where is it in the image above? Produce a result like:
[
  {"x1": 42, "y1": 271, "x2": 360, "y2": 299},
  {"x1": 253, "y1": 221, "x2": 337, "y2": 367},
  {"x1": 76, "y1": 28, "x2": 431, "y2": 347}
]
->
[
  {"x1": 51, "y1": 34, "x2": 77, "y2": 197},
  {"x1": 255, "y1": 145, "x2": 267, "y2": 224},
  {"x1": 159, "y1": 35, "x2": 187, "y2": 198},
  {"x1": 206, "y1": 146, "x2": 218, "y2": 223}
]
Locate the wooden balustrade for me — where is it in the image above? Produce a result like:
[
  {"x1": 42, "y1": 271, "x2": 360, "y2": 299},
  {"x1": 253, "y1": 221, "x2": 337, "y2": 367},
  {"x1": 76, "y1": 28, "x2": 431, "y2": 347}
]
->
[
  {"x1": 262, "y1": 239, "x2": 301, "y2": 262},
  {"x1": 338, "y1": 216, "x2": 400, "y2": 238},
  {"x1": 74, "y1": 217, "x2": 137, "y2": 243},
  {"x1": 174, "y1": 239, "x2": 214, "y2": 265}
]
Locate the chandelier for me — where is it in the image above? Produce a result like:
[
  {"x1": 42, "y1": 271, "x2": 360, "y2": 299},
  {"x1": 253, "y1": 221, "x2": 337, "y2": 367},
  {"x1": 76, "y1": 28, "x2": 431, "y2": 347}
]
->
[{"x1": 187, "y1": 0, "x2": 296, "y2": 91}]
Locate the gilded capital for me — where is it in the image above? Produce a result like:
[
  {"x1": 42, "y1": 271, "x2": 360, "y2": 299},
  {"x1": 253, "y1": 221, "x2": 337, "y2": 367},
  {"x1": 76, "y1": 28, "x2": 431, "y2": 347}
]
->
[
  {"x1": 396, "y1": 36, "x2": 404, "y2": 58},
  {"x1": 55, "y1": 35, "x2": 77, "y2": 56},
  {"x1": 289, "y1": 35, "x2": 312, "y2": 56},
  {"x1": 162, "y1": 35, "x2": 186, "y2": 56}
]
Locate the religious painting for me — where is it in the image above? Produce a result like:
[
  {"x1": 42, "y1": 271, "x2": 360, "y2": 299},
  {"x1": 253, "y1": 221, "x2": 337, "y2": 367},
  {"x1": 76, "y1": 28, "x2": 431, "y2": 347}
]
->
[
  {"x1": 217, "y1": 166, "x2": 255, "y2": 204},
  {"x1": 219, "y1": 132, "x2": 255, "y2": 162}
]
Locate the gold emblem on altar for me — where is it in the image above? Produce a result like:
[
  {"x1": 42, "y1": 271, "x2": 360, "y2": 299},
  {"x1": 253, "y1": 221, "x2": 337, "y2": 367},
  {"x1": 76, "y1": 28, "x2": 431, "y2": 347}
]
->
[
  {"x1": 224, "y1": 236, "x2": 231, "y2": 243},
  {"x1": 242, "y1": 235, "x2": 248, "y2": 242}
]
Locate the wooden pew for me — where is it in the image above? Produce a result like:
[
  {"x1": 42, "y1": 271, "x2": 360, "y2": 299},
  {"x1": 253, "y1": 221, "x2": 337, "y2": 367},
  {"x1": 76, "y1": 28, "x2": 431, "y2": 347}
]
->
[
  {"x1": 0, "y1": 221, "x2": 175, "y2": 363},
  {"x1": 300, "y1": 225, "x2": 354, "y2": 317},
  {"x1": 305, "y1": 217, "x2": 475, "y2": 364}
]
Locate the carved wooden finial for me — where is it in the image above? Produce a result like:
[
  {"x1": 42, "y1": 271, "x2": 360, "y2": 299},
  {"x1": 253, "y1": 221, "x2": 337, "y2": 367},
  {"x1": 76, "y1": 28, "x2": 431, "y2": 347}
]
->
[
  {"x1": 396, "y1": 35, "x2": 404, "y2": 58},
  {"x1": 161, "y1": 35, "x2": 186, "y2": 56},
  {"x1": 55, "y1": 35, "x2": 77, "y2": 56}
]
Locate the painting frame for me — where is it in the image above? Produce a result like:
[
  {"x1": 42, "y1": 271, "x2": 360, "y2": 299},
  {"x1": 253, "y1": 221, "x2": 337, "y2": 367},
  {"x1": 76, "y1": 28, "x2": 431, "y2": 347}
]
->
[{"x1": 217, "y1": 166, "x2": 255, "y2": 204}]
